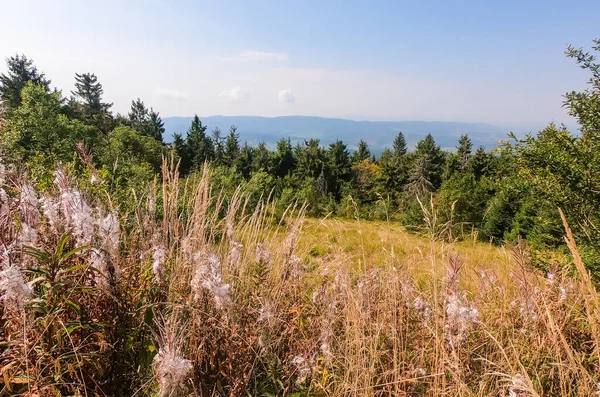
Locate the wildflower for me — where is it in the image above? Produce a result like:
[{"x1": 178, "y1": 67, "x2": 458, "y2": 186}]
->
[
  {"x1": 0, "y1": 264, "x2": 33, "y2": 314},
  {"x1": 257, "y1": 304, "x2": 274, "y2": 322},
  {"x1": 558, "y1": 286, "x2": 568, "y2": 304},
  {"x1": 60, "y1": 188, "x2": 94, "y2": 247},
  {"x1": 480, "y1": 270, "x2": 498, "y2": 292},
  {"x1": 18, "y1": 223, "x2": 38, "y2": 246},
  {"x1": 153, "y1": 346, "x2": 193, "y2": 397},
  {"x1": 506, "y1": 373, "x2": 530, "y2": 397},
  {"x1": 413, "y1": 368, "x2": 427, "y2": 378},
  {"x1": 191, "y1": 253, "x2": 231, "y2": 309},
  {"x1": 90, "y1": 248, "x2": 120, "y2": 290},
  {"x1": 320, "y1": 340, "x2": 332, "y2": 361},
  {"x1": 97, "y1": 211, "x2": 119, "y2": 253},
  {"x1": 19, "y1": 183, "x2": 41, "y2": 224},
  {"x1": 148, "y1": 191, "x2": 156, "y2": 216},
  {"x1": 152, "y1": 246, "x2": 167, "y2": 283},
  {"x1": 413, "y1": 296, "x2": 432, "y2": 320},
  {"x1": 256, "y1": 242, "x2": 271, "y2": 266},
  {"x1": 228, "y1": 240, "x2": 243, "y2": 267},
  {"x1": 290, "y1": 355, "x2": 311, "y2": 385},
  {"x1": 445, "y1": 291, "x2": 479, "y2": 348},
  {"x1": 40, "y1": 196, "x2": 61, "y2": 230}
]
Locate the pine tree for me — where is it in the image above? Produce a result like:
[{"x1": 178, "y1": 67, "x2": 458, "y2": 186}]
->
[
  {"x1": 185, "y1": 115, "x2": 210, "y2": 171},
  {"x1": 296, "y1": 138, "x2": 325, "y2": 180},
  {"x1": 252, "y1": 141, "x2": 271, "y2": 172},
  {"x1": 352, "y1": 139, "x2": 371, "y2": 163},
  {"x1": 127, "y1": 98, "x2": 164, "y2": 142},
  {"x1": 211, "y1": 127, "x2": 224, "y2": 165},
  {"x1": 71, "y1": 73, "x2": 112, "y2": 122},
  {"x1": 0, "y1": 54, "x2": 50, "y2": 109},
  {"x1": 470, "y1": 146, "x2": 489, "y2": 179},
  {"x1": 406, "y1": 155, "x2": 435, "y2": 198},
  {"x1": 393, "y1": 131, "x2": 407, "y2": 157},
  {"x1": 128, "y1": 98, "x2": 149, "y2": 133},
  {"x1": 413, "y1": 134, "x2": 445, "y2": 189},
  {"x1": 326, "y1": 139, "x2": 352, "y2": 199},
  {"x1": 457, "y1": 134, "x2": 473, "y2": 171},
  {"x1": 224, "y1": 126, "x2": 241, "y2": 166},
  {"x1": 148, "y1": 109, "x2": 165, "y2": 142},
  {"x1": 236, "y1": 143, "x2": 254, "y2": 178},
  {"x1": 272, "y1": 138, "x2": 295, "y2": 178}
]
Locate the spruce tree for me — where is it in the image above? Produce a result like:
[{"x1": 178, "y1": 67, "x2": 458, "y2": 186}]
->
[
  {"x1": 0, "y1": 54, "x2": 50, "y2": 109},
  {"x1": 393, "y1": 131, "x2": 407, "y2": 157},
  {"x1": 326, "y1": 139, "x2": 352, "y2": 199},
  {"x1": 224, "y1": 125, "x2": 241, "y2": 166},
  {"x1": 148, "y1": 109, "x2": 165, "y2": 142},
  {"x1": 272, "y1": 138, "x2": 295, "y2": 178},
  {"x1": 457, "y1": 134, "x2": 473, "y2": 171},
  {"x1": 211, "y1": 127, "x2": 224, "y2": 165},
  {"x1": 185, "y1": 115, "x2": 209, "y2": 171},
  {"x1": 71, "y1": 73, "x2": 112, "y2": 122},
  {"x1": 352, "y1": 139, "x2": 371, "y2": 163}
]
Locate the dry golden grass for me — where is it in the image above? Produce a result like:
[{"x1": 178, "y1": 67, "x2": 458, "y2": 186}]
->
[{"x1": 1, "y1": 161, "x2": 599, "y2": 396}]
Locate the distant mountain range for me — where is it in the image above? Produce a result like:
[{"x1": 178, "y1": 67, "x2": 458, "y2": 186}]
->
[{"x1": 163, "y1": 115, "x2": 515, "y2": 153}]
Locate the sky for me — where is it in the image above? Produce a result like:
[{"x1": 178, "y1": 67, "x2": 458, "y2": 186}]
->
[{"x1": 1, "y1": 0, "x2": 599, "y2": 130}]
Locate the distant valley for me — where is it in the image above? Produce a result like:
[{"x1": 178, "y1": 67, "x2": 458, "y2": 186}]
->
[{"x1": 163, "y1": 115, "x2": 517, "y2": 153}]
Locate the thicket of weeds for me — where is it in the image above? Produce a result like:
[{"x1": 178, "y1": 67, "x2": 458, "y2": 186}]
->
[{"x1": 1, "y1": 156, "x2": 599, "y2": 396}]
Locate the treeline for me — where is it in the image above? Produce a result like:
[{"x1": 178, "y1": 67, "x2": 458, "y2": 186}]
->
[{"x1": 2, "y1": 39, "x2": 600, "y2": 274}]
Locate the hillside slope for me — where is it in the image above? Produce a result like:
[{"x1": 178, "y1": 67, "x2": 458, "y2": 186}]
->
[{"x1": 163, "y1": 115, "x2": 510, "y2": 152}]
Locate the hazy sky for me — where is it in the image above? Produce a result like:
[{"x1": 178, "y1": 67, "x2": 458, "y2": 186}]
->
[{"x1": 1, "y1": 0, "x2": 598, "y2": 129}]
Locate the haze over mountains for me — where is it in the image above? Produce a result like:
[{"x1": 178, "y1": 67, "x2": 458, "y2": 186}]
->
[{"x1": 163, "y1": 115, "x2": 516, "y2": 153}]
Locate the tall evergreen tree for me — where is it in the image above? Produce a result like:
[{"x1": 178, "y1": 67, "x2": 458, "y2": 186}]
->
[
  {"x1": 185, "y1": 115, "x2": 210, "y2": 171},
  {"x1": 272, "y1": 138, "x2": 295, "y2": 178},
  {"x1": 352, "y1": 139, "x2": 371, "y2": 163},
  {"x1": 71, "y1": 73, "x2": 112, "y2": 122},
  {"x1": 296, "y1": 138, "x2": 325, "y2": 180},
  {"x1": 326, "y1": 139, "x2": 352, "y2": 199},
  {"x1": 0, "y1": 54, "x2": 50, "y2": 109},
  {"x1": 148, "y1": 109, "x2": 165, "y2": 142},
  {"x1": 406, "y1": 155, "x2": 435, "y2": 198},
  {"x1": 224, "y1": 126, "x2": 241, "y2": 166},
  {"x1": 393, "y1": 131, "x2": 407, "y2": 157},
  {"x1": 127, "y1": 98, "x2": 164, "y2": 142},
  {"x1": 457, "y1": 134, "x2": 473, "y2": 171},
  {"x1": 252, "y1": 141, "x2": 271, "y2": 172},
  {"x1": 211, "y1": 127, "x2": 224, "y2": 165},
  {"x1": 413, "y1": 134, "x2": 445, "y2": 189}
]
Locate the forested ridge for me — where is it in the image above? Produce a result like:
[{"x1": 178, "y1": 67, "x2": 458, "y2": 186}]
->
[{"x1": 1, "y1": 41, "x2": 600, "y2": 273}]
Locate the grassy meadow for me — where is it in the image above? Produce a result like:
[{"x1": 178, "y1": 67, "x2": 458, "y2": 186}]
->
[{"x1": 1, "y1": 160, "x2": 599, "y2": 397}]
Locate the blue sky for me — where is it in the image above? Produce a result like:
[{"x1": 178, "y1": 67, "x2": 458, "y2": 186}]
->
[{"x1": 1, "y1": 0, "x2": 599, "y2": 129}]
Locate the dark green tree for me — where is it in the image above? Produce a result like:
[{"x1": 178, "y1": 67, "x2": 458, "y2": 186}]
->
[
  {"x1": 0, "y1": 54, "x2": 50, "y2": 109},
  {"x1": 184, "y1": 115, "x2": 210, "y2": 172},
  {"x1": 211, "y1": 127, "x2": 225, "y2": 165},
  {"x1": 252, "y1": 141, "x2": 271, "y2": 172},
  {"x1": 412, "y1": 134, "x2": 445, "y2": 189},
  {"x1": 326, "y1": 139, "x2": 352, "y2": 199},
  {"x1": 352, "y1": 139, "x2": 371, "y2": 163},
  {"x1": 393, "y1": 131, "x2": 407, "y2": 157},
  {"x1": 224, "y1": 125, "x2": 240, "y2": 166},
  {"x1": 71, "y1": 73, "x2": 113, "y2": 130},
  {"x1": 457, "y1": 134, "x2": 473, "y2": 171},
  {"x1": 272, "y1": 138, "x2": 295, "y2": 178}
]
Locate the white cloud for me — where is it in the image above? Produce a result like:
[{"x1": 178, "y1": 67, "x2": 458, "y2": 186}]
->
[
  {"x1": 277, "y1": 89, "x2": 295, "y2": 104},
  {"x1": 240, "y1": 50, "x2": 288, "y2": 61},
  {"x1": 219, "y1": 86, "x2": 249, "y2": 102},
  {"x1": 154, "y1": 86, "x2": 190, "y2": 100},
  {"x1": 219, "y1": 50, "x2": 288, "y2": 62}
]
